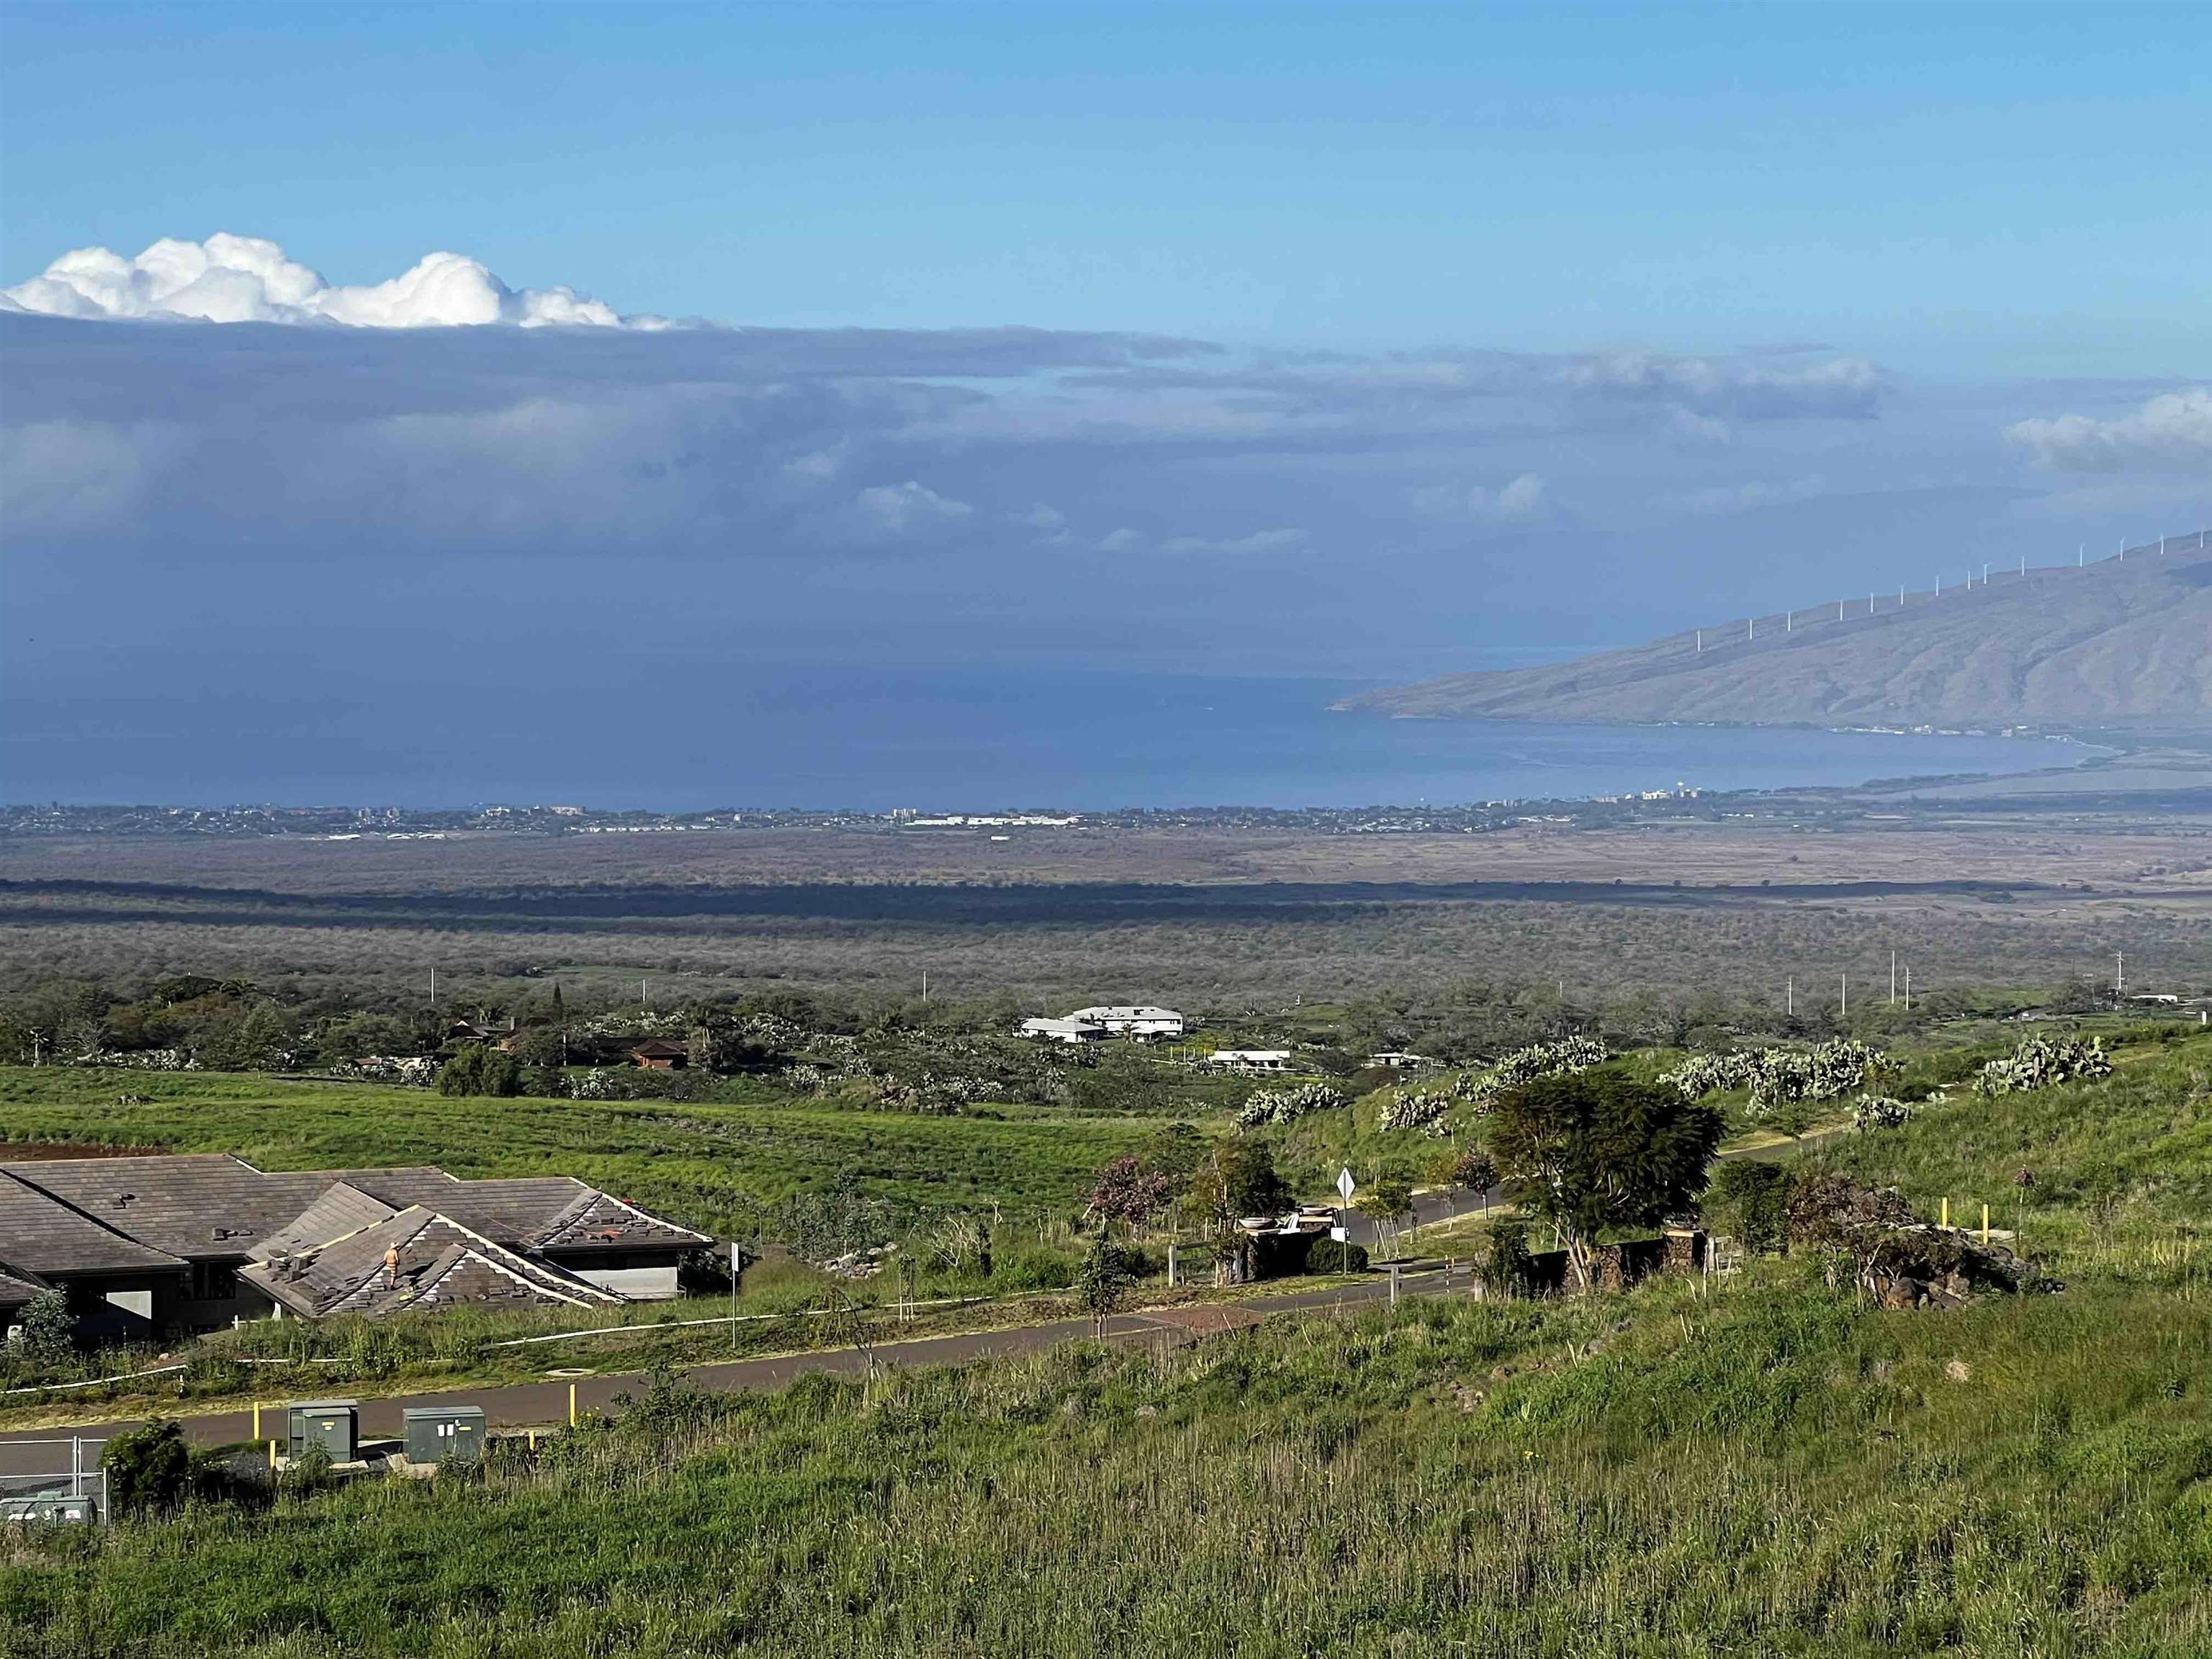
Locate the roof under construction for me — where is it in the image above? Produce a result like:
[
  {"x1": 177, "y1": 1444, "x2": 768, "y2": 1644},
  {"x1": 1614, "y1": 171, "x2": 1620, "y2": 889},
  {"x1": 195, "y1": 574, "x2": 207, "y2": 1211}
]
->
[
  {"x1": 0, "y1": 1154, "x2": 711, "y2": 1320},
  {"x1": 242, "y1": 1205, "x2": 624, "y2": 1320}
]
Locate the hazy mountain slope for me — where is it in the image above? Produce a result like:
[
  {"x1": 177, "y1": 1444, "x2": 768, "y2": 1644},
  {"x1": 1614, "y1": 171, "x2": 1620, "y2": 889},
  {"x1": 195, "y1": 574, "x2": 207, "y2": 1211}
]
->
[{"x1": 1346, "y1": 541, "x2": 2212, "y2": 732}]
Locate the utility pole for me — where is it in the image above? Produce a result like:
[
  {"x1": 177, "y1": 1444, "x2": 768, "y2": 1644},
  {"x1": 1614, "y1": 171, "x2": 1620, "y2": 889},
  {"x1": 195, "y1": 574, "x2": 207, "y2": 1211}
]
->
[
  {"x1": 1889, "y1": 950, "x2": 1897, "y2": 1006},
  {"x1": 429, "y1": 966, "x2": 436, "y2": 1007},
  {"x1": 1904, "y1": 965, "x2": 1912, "y2": 1010},
  {"x1": 642, "y1": 977, "x2": 648, "y2": 1010},
  {"x1": 2116, "y1": 952, "x2": 2125, "y2": 996},
  {"x1": 1786, "y1": 976, "x2": 1794, "y2": 1017},
  {"x1": 1840, "y1": 972, "x2": 1848, "y2": 1020},
  {"x1": 922, "y1": 970, "x2": 930, "y2": 1005}
]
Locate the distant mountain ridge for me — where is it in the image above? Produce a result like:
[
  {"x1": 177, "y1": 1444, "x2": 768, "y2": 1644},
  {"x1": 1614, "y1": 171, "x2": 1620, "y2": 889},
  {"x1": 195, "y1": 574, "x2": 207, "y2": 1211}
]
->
[{"x1": 1344, "y1": 534, "x2": 2212, "y2": 734}]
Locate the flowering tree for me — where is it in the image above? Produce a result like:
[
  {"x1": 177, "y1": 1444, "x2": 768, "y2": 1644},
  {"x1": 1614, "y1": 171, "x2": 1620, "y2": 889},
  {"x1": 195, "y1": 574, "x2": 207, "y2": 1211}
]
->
[{"x1": 1084, "y1": 1154, "x2": 1174, "y2": 1234}]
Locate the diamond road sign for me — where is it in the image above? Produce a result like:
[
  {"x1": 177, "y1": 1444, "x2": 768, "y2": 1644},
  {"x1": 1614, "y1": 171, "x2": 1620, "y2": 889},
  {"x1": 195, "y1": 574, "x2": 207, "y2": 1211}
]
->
[{"x1": 1336, "y1": 1167, "x2": 1357, "y2": 1202}]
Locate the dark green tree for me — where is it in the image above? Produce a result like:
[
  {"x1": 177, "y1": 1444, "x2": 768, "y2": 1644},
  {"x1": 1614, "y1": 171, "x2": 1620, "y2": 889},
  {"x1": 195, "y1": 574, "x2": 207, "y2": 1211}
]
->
[
  {"x1": 1074, "y1": 1228, "x2": 1133, "y2": 1339},
  {"x1": 16, "y1": 1289, "x2": 73, "y2": 1362},
  {"x1": 434, "y1": 1042, "x2": 522, "y2": 1097},
  {"x1": 1490, "y1": 1071, "x2": 1723, "y2": 1290}
]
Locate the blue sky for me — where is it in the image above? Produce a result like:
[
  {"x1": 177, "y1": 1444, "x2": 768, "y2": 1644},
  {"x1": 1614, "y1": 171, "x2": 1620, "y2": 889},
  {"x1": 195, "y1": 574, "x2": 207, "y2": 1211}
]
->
[
  {"x1": 1, "y1": 3, "x2": 2207, "y2": 804},
  {"x1": 4, "y1": 2, "x2": 2207, "y2": 373}
]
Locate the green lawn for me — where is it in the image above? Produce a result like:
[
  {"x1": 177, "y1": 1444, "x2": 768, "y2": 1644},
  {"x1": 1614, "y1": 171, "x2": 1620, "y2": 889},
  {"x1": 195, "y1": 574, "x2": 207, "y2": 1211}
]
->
[{"x1": 0, "y1": 1069, "x2": 1156, "y2": 1236}]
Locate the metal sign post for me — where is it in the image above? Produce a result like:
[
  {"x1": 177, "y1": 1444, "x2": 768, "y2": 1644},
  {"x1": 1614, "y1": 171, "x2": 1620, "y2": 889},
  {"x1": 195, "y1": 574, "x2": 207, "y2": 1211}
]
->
[
  {"x1": 729, "y1": 1239, "x2": 742, "y2": 1350},
  {"x1": 1335, "y1": 1166, "x2": 1356, "y2": 1246}
]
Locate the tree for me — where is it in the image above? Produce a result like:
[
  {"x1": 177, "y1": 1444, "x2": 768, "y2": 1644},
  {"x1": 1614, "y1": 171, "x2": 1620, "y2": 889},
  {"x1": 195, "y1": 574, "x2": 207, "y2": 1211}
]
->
[
  {"x1": 1074, "y1": 1228, "x2": 1133, "y2": 1339},
  {"x1": 1489, "y1": 1071, "x2": 1723, "y2": 1291},
  {"x1": 1084, "y1": 1155, "x2": 1174, "y2": 1234},
  {"x1": 1192, "y1": 1138, "x2": 1288, "y2": 1233},
  {"x1": 434, "y1": 1042, "x2": 522, "y2": 1097},
  {"x1": 1354, "y1": 1176, "x2": 1416, "y2": 1260},
  {"x1": 1440, "y1": 1146, "x2": 1498, "y2": 1199},
  {"x1": 15, "y1": 1289, "x2": 73, "y2": 1362}
]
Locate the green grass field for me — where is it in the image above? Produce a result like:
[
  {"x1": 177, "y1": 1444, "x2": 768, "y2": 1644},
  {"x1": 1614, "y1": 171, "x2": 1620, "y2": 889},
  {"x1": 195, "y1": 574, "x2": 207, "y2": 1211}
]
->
[
  {"x1": 2, "y1": 1033, "x2": 2208, "y2": 1656},
  {"x1": 0, "y1": 1068, "x2": 1157, "y2": 1237}
]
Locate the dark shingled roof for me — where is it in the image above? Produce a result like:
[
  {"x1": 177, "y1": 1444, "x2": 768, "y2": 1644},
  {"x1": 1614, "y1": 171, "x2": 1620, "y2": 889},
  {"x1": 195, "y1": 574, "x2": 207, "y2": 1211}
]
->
[
  {"x1": 251, "y1": 1182, "x2": 396, "y2": 1263},
  {"x1": 0, "y1": 1172, "x2": 186, "y2": 1277},
  {"x1": 0, "y1": 1266, "x2": 50, "y2": 1309},
  {"x1": 0, "y1": 1154, "x2": 333, "y2": 1262},
  {"x1": 0, "y1": 1155, "x2": 707, "y2": 1292}
]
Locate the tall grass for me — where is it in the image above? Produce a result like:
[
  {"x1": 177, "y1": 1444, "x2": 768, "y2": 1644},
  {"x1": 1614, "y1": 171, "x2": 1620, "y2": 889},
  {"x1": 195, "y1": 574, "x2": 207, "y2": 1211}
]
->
[{"x1": 4, "y1": 1270, "x2": 2207, "y2": 1658}]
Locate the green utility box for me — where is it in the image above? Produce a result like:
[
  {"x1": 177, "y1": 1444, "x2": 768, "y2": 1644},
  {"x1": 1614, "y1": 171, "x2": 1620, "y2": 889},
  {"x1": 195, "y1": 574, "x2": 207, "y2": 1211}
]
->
[
  {"x1": 287, "y1": 1400, "x2": 359, "y2": 1462},
  {"x1": 3, "y1": 1493, "x2": 97, "y2": 1525},
  {"x1": 403, "y1": 1406, "x2": 486, "y2": 1465}
]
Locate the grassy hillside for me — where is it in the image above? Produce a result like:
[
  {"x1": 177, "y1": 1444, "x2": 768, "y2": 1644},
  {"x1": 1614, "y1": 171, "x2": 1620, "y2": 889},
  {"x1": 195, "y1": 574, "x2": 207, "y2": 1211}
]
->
[
  {"x1": 1347, "y1": 541, "x2": 2212, "y2": 731},
  {"x1": 0, "y1": 1069, "x2": 1154, "y2": 1236},
  {"x1": 5, "y1": 1034, "x2": 2209, "y2": 1656}
]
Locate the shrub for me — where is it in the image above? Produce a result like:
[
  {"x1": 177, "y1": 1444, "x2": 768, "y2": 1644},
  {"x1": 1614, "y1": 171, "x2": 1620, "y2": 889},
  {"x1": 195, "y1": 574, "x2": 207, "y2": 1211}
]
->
[
  {"x1": 14, "y1": 1288, "x2": 74, "y2": 1362},
  {"x1": 1236, "y1": 1082, "x2": 1349, "y2": 1129},
  {"x1": 1662, "y1": 1039, "x2": 1889, "y2": 1120},
  {"x1": 1851, "y1": 1094, "x2": 1913, "y2": 1130},
  {"x1": 103, "y1": 1419, "x2": 192, "y2": 1514},
  {"x1": 1375, "y1": 1089, "x2": 1454, "y2": 1136},
  {"x1": 1305, "y1": 1238, "x2": 1370, "y2": 1275},
  {"x1": 1975, "y1": 1035, "x2": 2112, "y2": 1097},
  {"x1": 1705, "y1": 1161, "x2": 1792, "y2": 1255},
  {"x1": 1482, "y1": 1226, "x2": 1534, "y2": 1296},
  {"x1": 1462, "y1": 1038, "x2": 1611, "y2": 1114}
]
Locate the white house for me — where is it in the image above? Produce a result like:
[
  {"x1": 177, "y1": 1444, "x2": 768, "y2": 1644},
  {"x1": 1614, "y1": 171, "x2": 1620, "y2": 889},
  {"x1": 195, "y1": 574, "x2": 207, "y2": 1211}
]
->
[
  {"x1": 1068, "y1": 1005, "x2": 1187, "y2": 1040},
  {"x1": 1020, "y1": 1017, "x2": 1106, "y2": 1045},
  {"x1": 1205, "y1": 1048, "x2": 1294, "y2": 1074}
]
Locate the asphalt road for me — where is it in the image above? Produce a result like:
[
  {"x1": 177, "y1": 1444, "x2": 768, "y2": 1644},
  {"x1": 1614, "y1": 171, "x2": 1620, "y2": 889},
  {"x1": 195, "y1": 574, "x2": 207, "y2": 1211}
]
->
[
  {"x1": 0, "y1": 1133, "x2": 1838, "y2": 1470},
  {"x1": 0, "y1": 1268, "x2": 1469, "y2": 1465}
]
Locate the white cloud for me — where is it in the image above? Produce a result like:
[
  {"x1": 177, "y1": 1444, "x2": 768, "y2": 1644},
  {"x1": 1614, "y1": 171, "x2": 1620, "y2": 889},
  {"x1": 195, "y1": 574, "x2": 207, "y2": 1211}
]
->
[
  {"x1": 1560, "y1": 351, "x2": 1880, "y2": 418},
  {"x1": 1412, "y1": 472, "x2": 1546, "y2": 522},
  {"x1": 2006, "y1": 388, "x2": 2212, "y2": 474},
  {"x1": 1094, "y1": 527, "x2": 1143, "y2": 554},
  {"x1": 1159, "y1": 526, "x2": 1309, "y2": 557},
  {"x1": 853, "y1": 480, "x2": 974, "y2": 537},
  {"x1": 0, "y1": 234, "x2": 651, "y2": 329}
]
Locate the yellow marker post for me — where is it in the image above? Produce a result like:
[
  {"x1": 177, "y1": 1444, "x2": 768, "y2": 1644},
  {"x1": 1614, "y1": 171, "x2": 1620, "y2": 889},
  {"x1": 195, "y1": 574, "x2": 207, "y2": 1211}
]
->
[
  {"x1": 1941, "y1": 1197, "x2": 1950, "y2": 1230},
  {"x1": 568, "y1": 1382, "x2": 577, "y2": 1427},
  {"x1": 267, "y1": 1439, "x2": 277, "y2": 1472},
  {"x1": 1982, "y1": 1205, "x2": 1990, "y2": 1244},
  {"x1": 251, "y1": 1401, "x2": 260, "y2": 1440}
]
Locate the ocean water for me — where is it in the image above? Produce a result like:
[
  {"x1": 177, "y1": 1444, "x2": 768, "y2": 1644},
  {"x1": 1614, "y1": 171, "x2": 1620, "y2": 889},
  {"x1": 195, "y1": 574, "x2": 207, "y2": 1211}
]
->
[{"x1": 4, "y1": 667, "x2": 2085, "y2": 811}]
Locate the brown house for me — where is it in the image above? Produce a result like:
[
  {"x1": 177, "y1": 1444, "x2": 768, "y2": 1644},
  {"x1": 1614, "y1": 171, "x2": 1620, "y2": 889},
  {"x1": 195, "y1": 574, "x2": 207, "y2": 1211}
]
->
[{"x1": 629, "y1": 1038, "x2": 689, "y2": 1070}]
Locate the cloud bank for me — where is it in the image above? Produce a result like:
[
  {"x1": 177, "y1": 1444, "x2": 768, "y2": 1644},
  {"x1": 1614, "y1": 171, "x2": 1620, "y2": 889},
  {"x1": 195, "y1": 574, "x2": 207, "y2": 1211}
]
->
[
  {"x1": 0, "y1": 234, "x2": 647, "y2": 328},
  {"x1": 2007, "y1": 388, "x2": 2212, "y2": 474}
]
